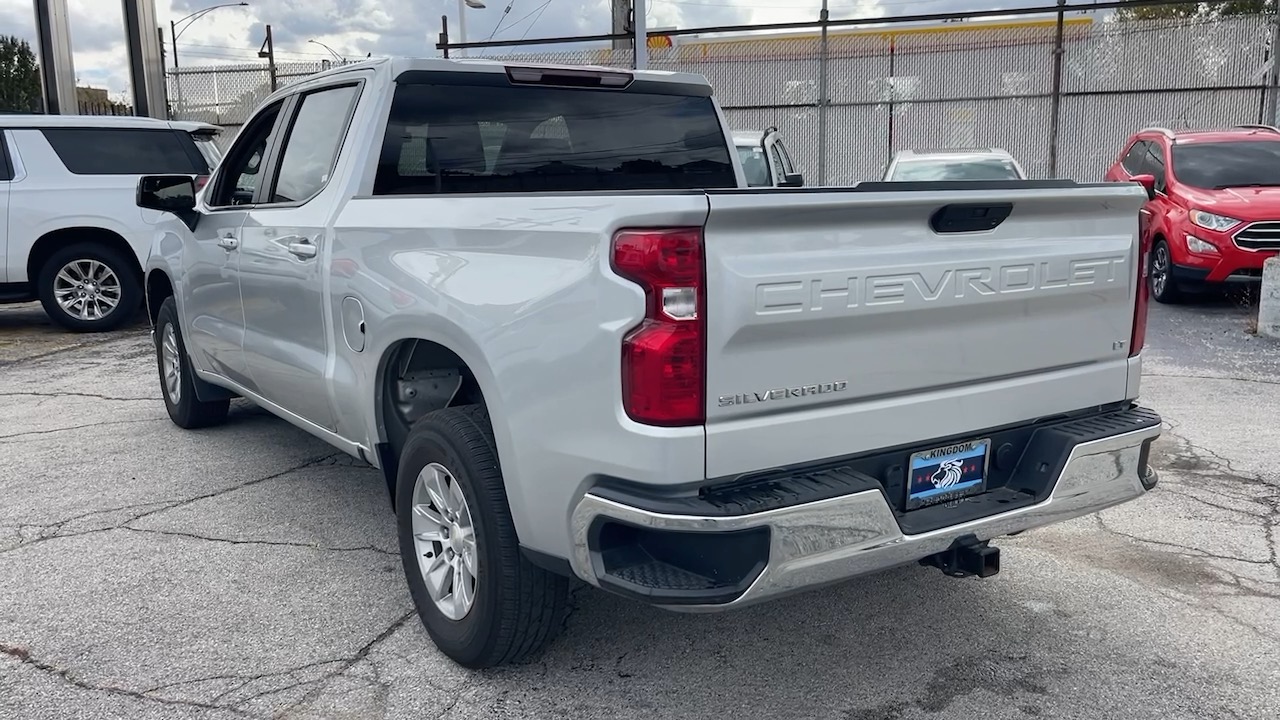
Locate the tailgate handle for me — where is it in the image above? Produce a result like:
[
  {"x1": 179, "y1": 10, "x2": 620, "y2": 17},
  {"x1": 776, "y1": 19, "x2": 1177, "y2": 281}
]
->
[{"x1": 930, "y1": 203, "x2": 1013, "y2": 234}]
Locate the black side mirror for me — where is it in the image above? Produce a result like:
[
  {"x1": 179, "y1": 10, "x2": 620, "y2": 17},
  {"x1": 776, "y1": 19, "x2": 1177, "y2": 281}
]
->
[
  {"x1": 1130, "y1": 173, "x2": 1157, "y2": 201},
  {"x1": 780, "y1": 172, "x2": 806, "y2": 188},
  {"x1": 138, "y1": 175, "x2": 197, "y2": 213}
]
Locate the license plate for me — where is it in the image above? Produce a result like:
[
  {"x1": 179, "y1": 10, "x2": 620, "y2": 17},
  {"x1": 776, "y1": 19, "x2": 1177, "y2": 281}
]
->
[{"x1": 906, "y1": 438, "x2": 991, "y2": 510}]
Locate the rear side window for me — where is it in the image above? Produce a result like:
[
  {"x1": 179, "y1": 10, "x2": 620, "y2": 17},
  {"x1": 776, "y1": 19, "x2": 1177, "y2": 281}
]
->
[
  {"x1": 737, "y1": 145, "x2": 770, "y2": 187},
  {"x1": 191, "y1": 134, "x2": 224, "y2": 170},
  {"x1": 1143, "y1": 142, "x2": 1167, "y2": 189},
  {"x1": 41, "y1": 128, "x2": 207, "y2": 175},
  {"x1": 0, "y1": 132, "x2": 12, "y2": 181},
  {"x1": 373, "y1": 82, "x2": 736, "y2": 195}
]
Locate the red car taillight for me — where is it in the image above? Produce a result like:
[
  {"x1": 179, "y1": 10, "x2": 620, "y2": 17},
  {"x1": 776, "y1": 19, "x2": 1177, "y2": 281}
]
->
[
  {"x1": 1130, "y1": 238, "x2": 1150, "y2": 357},
  {"x1": 611, "y1": 228, "x2": 706, "y2": 426}
]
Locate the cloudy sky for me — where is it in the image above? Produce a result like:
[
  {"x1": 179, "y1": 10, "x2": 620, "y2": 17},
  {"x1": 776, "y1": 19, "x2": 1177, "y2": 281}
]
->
[{"x1": 0, "y1": 0, "x2": 1052, "y2": 99}]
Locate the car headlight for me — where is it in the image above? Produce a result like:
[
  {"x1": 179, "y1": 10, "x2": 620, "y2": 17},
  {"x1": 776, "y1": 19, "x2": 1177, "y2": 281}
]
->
[
  {"x1": 1190, "y1": 210, "x2": 1242, "y2": 232},
  {"x1": 1185, "y1": 234, "x2": 1219, "y2": 255}
]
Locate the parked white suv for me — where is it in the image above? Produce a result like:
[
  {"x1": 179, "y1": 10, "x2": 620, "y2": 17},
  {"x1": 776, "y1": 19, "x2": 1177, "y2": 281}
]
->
[{"x1": 0, "y1": 115, "x2": 222, "y2": 331}]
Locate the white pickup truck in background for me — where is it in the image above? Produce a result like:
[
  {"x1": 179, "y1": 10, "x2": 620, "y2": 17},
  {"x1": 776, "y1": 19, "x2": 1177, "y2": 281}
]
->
[{"x1": 136, "y1": 58, "x2": 1161, "y2": 668}]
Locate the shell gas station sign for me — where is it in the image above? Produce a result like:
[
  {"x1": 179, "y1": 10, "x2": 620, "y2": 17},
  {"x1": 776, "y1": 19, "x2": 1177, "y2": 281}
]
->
[{"x1": 647, "y1": 27, "x2": 675, "y2": 50}]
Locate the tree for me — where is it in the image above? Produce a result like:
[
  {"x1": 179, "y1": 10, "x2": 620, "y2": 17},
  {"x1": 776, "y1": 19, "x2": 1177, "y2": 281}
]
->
[
  {"x1": 1115, "y1": 1, "x2": 1277, "y2": 21},
  {"x1": 0, "y1": 35, "x2": 41, "y2": 113}
]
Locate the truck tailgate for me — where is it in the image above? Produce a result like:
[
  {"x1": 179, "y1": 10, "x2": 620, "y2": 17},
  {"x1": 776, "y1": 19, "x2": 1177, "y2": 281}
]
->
[{"x1": 702, "y1": 183, "x2": 1147, "y2": 478}]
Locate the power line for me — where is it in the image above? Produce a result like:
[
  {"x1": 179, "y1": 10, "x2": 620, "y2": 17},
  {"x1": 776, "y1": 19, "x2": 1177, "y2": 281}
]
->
[
  {"x1": 521, "y1": 0, "x2": 554, "y2": 39},
  {"x1": 179, "y1": 41, "x2": 337, "y2": 58},
  {"x1": 487, "y1": 0, "x2": 521, "y2": 40},
  {"x1": 494, "y1": 0, "x2": 553, "y2": 38}
]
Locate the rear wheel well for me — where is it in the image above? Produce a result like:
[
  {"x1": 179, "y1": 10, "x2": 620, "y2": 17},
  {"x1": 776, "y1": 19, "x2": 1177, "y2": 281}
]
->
[
  {"x1": 146, "y1": 271, "x2": 174, "y2": 325},
  {"x1": 28, "y1": 227, "x2": 142, "y2": 286},
  {"x1": 378, "y1": 339, "x2": 488, "y2": 498}
]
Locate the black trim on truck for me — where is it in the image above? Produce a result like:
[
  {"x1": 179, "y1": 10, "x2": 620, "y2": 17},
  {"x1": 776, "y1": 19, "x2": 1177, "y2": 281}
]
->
[
  {"x1": 704, "y1": 179, "x2": 1131, "y2": 194},
  {"x1": 393, "y1": 69, "x2": 714, "y2": 97},
  {"x1": 587, "y1": 520, "x2": 770, "y2": 606}
]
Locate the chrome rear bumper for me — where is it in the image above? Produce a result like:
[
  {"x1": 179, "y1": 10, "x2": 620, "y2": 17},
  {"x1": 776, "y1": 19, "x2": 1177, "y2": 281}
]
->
[{"x1": 569, "y1": 424, "x2": 1160, "y2": 611}]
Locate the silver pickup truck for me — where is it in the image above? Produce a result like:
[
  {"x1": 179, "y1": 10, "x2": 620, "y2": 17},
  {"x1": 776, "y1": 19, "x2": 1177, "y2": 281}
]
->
[{"x1": 137, "y1": 58, "x2": 1161, "y2": 668}]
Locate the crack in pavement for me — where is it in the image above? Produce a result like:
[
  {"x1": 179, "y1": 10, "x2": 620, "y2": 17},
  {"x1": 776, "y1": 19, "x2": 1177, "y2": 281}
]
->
[
  {"x1": 1145, "y1": 372, "x2": 1280, "y2": 386},
  {"x1": 116, "y1": 525, "x2": 397, "y2": 557},
  {"x1": 1095, "y1": 515, "x2": 1273, "y2": 567},
  {"x1": 0, "y1": 391, "x2": 161, "y2": 402},
  {"x1": 0, "y1": 642, "x2": 253, "y2": 718},
  {"x1": 0, "y1": 417, "x2": 167, "y2": 442},
  {"x1": 0, "y1": 336, "x2": 125, "y2": 371},
  {"x1": 140, "y1": 660, "x2": 342, "y2": 701},
  {"x1": 0, "y1": 453, "x2": 345, "y2": 557},
  {"x1": 1158, "y1": 425, "x2": 1280, "y2": 570},
  {"x1": 273, "y1": 610, "x2": 419, "y2": 718}
]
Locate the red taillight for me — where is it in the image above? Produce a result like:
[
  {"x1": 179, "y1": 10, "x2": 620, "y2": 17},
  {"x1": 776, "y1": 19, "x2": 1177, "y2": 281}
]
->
[
  {"x1": 1130, "y1": 238, "x2": 1150, "y2": 357},
  {"x1": 612, "y1": 228, "x2": 705, "y2": 426},
  {"x1": 194, "y1": 175, "x2": 210, "y2": 191}
]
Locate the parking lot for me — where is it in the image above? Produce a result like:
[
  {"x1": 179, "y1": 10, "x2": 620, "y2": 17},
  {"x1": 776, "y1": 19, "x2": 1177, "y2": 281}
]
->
[{"x1": 0, "y1": 297, "x2": 1275, "y2": 720}]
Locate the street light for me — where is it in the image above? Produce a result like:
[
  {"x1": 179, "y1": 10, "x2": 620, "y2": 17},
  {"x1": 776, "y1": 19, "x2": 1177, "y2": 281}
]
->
[
  {"x1": 170, "y1": 2, "x2": 250, "y2": 69},
  {"x1": 308, "y1": 39, "x2": 345, "y2": 64},
  {"x1": 456, "y1": 0, "x2": 486, "y2": 58}
]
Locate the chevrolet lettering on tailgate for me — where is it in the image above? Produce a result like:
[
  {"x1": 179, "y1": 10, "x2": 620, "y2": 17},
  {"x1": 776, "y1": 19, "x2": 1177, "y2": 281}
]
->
[{"x1": 754, "y1": 255, "x2": 1128, "y2": 315}]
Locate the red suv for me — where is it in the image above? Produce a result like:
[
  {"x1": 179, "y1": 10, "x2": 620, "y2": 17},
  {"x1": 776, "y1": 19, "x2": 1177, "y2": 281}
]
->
[{"x1": 1104, "y1": 125, "x2": 1280, "y2": 303}]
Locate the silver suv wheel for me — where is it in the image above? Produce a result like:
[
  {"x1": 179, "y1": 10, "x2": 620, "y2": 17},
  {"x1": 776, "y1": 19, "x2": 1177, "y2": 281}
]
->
[{"x1": 53, "y1": 259, "x2": 122, "y2": 321}]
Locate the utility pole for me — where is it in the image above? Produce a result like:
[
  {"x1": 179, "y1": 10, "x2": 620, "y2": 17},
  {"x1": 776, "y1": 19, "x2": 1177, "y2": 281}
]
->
[
  {"x1": 170, "y1": 20, "x2": 179, "y2": 67},
  {"x1": 158, "y1": 26, "x2": 170, "y2": 118},
  {"x1": 633, "y1": 0, "x2": 647, "y2": 69},
  {"x1": 1047, "y1": 0, "x2": 1066, "y2": 177},
  {"x1": 611, "y1": 0, "x2": 630, "y2": 51},
  {"x1": 258, "y1": 24, "x2": 277, "y2": 92},
  {"x1": 818, "y1": 0, "x2": 829, "y2": 185}
]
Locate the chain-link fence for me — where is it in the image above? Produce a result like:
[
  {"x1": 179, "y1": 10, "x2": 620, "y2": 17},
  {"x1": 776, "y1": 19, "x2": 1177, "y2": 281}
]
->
[
  {"x1": 168, "y1": 2, "x2": 1280, "y2": 182},
  {"x1": 167, "y1": 60, "x2": 355, "y2": 145}
]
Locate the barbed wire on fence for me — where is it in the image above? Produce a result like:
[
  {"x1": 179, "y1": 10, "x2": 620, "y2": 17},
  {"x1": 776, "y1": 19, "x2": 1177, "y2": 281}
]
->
[{"x1": 162, "y1": 0, "x2": 1280, "y2": 182}]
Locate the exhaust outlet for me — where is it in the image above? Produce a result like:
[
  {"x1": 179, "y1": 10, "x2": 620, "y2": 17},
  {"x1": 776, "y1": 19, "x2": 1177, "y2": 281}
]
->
[{"x1": 921, "y1": 535, "x2": 1000, "y2": 578}]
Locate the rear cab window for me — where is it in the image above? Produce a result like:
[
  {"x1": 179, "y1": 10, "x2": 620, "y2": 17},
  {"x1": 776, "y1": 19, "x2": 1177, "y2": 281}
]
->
[
  {"x1": 373, "y1": 71, "x2": 737, "y2": 195},
  {"x1": 891, "y1": 158, "x2": 1021, "y2": 182},
  {"x1": 41, "y1": 128, "x2": 209, "y2": 175}
]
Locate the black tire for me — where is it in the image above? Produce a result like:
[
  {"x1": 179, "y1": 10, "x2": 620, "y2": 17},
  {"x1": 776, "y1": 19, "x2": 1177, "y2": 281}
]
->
[
  {"x1": 37, "y1": 242, "x2": 142, "y2": 332},
  {"x1": 396, "y1": 405, "x2": 569, "y2": 668},
  {"x1": 1148, "y1": 239, "x2": 1183, "y2": 304},
  {"x1": 155, "y1": 297, "x2": 230, "y2": 429}
]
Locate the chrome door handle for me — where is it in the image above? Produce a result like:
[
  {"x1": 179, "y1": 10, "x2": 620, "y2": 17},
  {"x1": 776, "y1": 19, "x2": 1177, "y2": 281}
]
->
[
  {"x1": 287, "y1": 238, "x2": 318, "y2": 259},
  {"x1": 217, "y1": 235, "x2": 239, "y2": 251}
]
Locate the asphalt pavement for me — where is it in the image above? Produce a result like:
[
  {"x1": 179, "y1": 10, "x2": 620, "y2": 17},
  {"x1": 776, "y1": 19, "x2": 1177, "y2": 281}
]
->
[{"x1": 0, "y1": 298, "x2": 1277, "y2": 720}]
